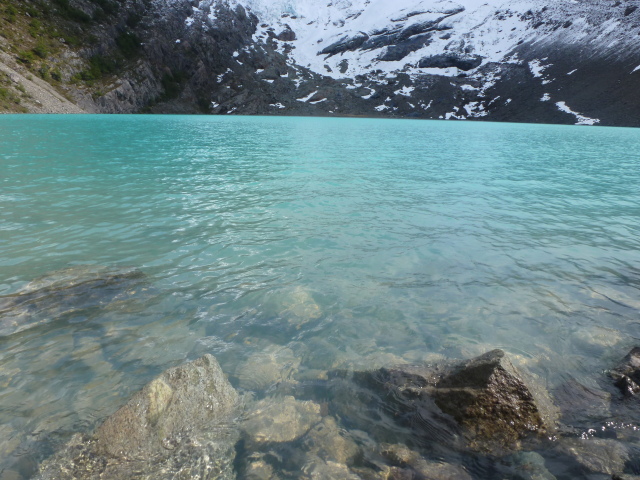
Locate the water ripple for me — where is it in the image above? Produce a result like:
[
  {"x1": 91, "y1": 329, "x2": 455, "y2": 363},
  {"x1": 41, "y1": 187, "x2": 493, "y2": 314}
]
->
[{"x1": 1, "y1": 116, "x2": 640, "y2": 477}]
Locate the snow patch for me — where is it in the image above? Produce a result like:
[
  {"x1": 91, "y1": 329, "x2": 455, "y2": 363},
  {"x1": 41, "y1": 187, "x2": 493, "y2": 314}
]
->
[
  {"x1": 361, "y1": 88, "x2": 375, "y2": 99},
  {"x1": 632, "y1": 65, "x2": 640, "y2": 74},
  {"x1": 529, "y1": 59, "x2": 549, "y2": 78},
  {"x1": 421, "y1": 100, "x2": 433, "y2": 110},
  {"x1": 463, "y1": 102, "x2": 487, "y2": 117},
  {"x1": 445, "y1": 111, "x2": 466, "y2": 120},
  {"x1": 233, "y1": 0, "x2": 539, "y2": 83},
  {"x1": 541, "y1": 93, "x2": 550, "y2": 101},
  {"x1": 270, "y1": 103, "x2": 286, "y2": 108},
  {"x1": 297, "y1": 90, "x2": 319, "y2": 102},
  {"x1": 394, "y1": 85, "x2": 415, "y2": 97},
  {"x1": 217, "y1": 68, "x2": 233, "y2": 83},
  {"x1": 555, "y1": 101, "x2": 600, "y2": 125}
]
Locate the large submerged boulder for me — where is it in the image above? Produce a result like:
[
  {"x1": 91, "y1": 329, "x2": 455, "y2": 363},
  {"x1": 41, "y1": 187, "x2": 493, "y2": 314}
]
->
[
  {"x1": 432, "y1": 349, "x2": 555, "y2": 450},
  {"x1": 0, "y1": 265, "x2": 152, "y2": 336},
  {"x1": 343, "y1": 349, "x2": 556, "y2": 453},
  {"x1": 36, "y1": 354, "x2": 239, "y2": 480}
]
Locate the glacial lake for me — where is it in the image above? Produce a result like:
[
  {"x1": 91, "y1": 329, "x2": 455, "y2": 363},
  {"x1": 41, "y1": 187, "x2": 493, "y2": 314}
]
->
[{"x1": 1, "y1": 115, "x2": 639, "y2": 478}]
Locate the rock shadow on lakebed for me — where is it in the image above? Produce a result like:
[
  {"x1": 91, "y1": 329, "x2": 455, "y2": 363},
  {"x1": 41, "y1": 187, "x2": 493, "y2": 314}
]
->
[{"x1": 0, "y1": 265, "x2": 157, "y2": 337}]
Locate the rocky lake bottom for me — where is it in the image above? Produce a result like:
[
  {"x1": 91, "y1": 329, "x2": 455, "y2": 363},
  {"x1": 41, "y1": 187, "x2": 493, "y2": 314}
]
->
[{"x1": 1, "y1": 115, "x2": 640, "y2": 479}]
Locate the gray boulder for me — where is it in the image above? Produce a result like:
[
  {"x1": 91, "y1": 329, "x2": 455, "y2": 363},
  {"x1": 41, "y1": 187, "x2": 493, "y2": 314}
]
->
[
  {"x1": 36, "y1": 354, "x2": 239, "y2": 479},
  {"x1": 276, "y1": 25, "x2": 296, "y2": 41}
]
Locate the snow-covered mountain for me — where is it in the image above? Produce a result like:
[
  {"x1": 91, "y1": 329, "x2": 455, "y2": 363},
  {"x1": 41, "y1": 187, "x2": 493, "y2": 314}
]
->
[
  {"x1": 142, "y1": 0, "x2": 639, "y2": 125},
  {"x1": 11, "y1": 0, "x2": 638, "y2": 124}
]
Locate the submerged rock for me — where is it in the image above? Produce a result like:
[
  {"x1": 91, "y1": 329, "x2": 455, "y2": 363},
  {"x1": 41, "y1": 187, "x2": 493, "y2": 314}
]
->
[
  {"x1": 300, "y1": 457, "x2": 361, "y2": 480},
  {"x1": 573, "y1": 326, "x2": 624, "y2": 349},
  {"x1": 378, "y1": 443, "x2": 473, "y2": 480},
  {"x1": 280, "y1": 286, "x2": 321, "y2": 327},
  {"x1": 559, "y1": 438, "x2": 629, "y2": 475},
  {"x1": 242, "y1": 395, "x2": 322, "y2": 449},
  {"x1": 500, "y1": 451, "x2": 557, "y2": 480},
  {"x1": 301, "y1": 416, "x2": 360, "y2": 465},
  {"x1": 241, "y1": 454, "x2": 277, "y2": 480},
  {"x1": 235, "y1": 345, "x2": 301, "y2": 391},
  {"x1": 0, "y1": 265, "x2": 151, "y2": 336},
  {"x1": 433, "y1": 349, "x2": 556, "y2": 451},
  {"x1": 610, "y1": 347, "x2": 640, "y2": 397},
  {"x1": 343, "y1": 349, "x2": 556, "y2": 453},
  {"x1": 553, "y1": 377, "x2": 611, "y2": 425},
  {"x1": 36, "y1": 354, "x2": 239, "y2": 479}
]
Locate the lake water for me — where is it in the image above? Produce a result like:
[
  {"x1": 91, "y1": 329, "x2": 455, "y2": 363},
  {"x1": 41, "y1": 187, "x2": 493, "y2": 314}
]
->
[{"x1": 1, "y1": 115, "x2": 639, "y2": 478}]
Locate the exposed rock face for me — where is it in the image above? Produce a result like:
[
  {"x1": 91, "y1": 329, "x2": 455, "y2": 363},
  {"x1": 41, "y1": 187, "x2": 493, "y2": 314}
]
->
[
  {"x1": 6, "y1": 0, "x2": 640, "y2": 125},
  {"x1": 320, "y1": 33, "x2": 370, "y2": 56},
  {"x1": 417, "y1": 54, "x2": 483, "y2": 71},
  {"x1": 36, "y1": 354, "x2": 240, "y2": 479},
  {"x1": 611, "y1": 347, "x2": 640, "y2": 396},
  {"x1": 0, "y1": 265, "x2": 150, "y2": 336}
]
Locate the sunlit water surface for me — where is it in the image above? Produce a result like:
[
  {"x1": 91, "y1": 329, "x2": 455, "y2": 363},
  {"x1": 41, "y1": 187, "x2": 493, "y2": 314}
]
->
[{"x1": 1, "y1": 115, "x2": 639, "y2": 478}]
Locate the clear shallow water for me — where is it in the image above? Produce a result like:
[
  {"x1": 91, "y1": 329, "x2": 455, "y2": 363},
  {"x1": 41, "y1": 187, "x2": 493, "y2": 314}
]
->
[{"x1": 1, "y1": 115, "x2": 640, "y2": 478}]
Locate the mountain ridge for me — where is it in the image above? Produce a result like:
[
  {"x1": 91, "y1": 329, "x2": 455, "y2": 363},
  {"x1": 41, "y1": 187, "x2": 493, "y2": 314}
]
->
[{"x1": 1, "y1": 0, "x2": 639, "y2": 126}]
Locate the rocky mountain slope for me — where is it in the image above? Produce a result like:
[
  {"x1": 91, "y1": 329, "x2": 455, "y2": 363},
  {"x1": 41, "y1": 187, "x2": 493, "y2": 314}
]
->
[{"x1": 1, "y1": 0, "x2": 640, "y2": 126}]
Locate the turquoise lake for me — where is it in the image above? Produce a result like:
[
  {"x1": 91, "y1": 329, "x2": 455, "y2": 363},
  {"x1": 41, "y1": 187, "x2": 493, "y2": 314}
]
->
[{"x1": 1, "y1": 115, "x2": 640, "y2": 478}]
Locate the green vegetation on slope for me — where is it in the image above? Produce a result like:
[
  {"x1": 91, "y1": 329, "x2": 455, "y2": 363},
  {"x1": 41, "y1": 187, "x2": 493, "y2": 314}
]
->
[{"x1": 0, "y1": 0, "x2": 147, "y2": 111}]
